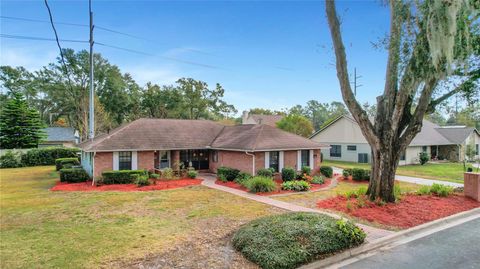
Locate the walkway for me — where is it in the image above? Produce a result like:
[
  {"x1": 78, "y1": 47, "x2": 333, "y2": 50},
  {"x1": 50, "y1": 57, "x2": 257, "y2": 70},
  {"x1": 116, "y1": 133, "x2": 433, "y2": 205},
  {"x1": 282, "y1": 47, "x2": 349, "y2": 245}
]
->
[
  {"x1": 333, "y1": 167, "x2": 463, "y2": 188},
  {"x1": 200, "y1": 174, "x2": 394, "y2": 241}
]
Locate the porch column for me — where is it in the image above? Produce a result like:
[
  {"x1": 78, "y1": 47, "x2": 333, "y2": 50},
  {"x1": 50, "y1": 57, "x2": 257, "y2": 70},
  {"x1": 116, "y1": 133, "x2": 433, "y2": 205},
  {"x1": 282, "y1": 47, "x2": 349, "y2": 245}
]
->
[{"x1": 171, "y1": 150, "x2": 180, "y2": 170}]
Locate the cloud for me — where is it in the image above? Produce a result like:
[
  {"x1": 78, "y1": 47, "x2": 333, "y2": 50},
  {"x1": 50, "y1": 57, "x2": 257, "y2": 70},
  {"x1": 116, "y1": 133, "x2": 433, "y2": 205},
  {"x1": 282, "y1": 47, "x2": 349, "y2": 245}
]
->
[
  {"x1": 0, "y1": 45, "x2": 58, "y2": 71},
  {"x1": 124, "y1": 64, "x2": 181, "y2": 86}
]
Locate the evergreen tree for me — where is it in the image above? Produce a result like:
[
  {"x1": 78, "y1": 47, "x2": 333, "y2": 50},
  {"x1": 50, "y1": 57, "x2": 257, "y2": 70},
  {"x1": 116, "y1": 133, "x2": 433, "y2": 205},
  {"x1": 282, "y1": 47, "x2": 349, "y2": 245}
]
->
[{"x1": 0, "y1": 92, "x2": 45, "y2": 149}]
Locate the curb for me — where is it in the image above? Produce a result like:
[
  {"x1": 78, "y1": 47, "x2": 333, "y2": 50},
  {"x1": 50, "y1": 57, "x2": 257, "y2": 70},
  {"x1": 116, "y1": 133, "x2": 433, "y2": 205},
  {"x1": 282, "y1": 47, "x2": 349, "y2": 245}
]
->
[{"x1": 299, "y1": 207, "x2": 480, "y2": 269}]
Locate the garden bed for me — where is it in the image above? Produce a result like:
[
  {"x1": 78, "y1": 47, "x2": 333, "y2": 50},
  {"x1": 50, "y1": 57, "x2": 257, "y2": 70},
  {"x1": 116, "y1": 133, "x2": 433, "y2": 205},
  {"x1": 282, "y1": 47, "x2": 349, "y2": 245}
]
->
[
  {"x1": 51, "y1": 178, "x2": 203, "y2": 192},
  {"x1": 215, "y1": 178, "x2": 332, "y2": 196},
  {"x1": 317, "y1": 194, "x2": 480, "y2": 229}
]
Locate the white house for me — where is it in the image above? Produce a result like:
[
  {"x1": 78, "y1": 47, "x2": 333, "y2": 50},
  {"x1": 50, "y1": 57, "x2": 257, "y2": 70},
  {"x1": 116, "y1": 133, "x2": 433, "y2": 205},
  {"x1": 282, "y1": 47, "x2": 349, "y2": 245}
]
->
[{"x1": 310, "y1": 115, "x2": 480, "y2": 165}]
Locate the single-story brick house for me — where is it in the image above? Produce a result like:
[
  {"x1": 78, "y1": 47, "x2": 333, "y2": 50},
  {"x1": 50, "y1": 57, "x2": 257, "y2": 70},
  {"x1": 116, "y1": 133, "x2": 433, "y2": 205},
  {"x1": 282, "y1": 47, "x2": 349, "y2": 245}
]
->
[{"x1": 79, "y1": 118, "x2": 328, "y2": 179}]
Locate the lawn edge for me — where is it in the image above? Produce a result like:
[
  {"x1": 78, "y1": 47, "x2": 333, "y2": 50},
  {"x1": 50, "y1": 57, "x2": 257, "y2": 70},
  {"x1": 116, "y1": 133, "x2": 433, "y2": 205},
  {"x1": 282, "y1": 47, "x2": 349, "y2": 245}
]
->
[{"x1": 299, "y1": 206, "x2": 480, "y2": 269}]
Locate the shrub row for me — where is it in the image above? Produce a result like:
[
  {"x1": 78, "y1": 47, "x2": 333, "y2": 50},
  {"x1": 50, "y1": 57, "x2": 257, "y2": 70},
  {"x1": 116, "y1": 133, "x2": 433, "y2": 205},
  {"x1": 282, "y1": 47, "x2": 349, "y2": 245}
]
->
[
  {"x1": 320, "y1": 166, "x2": 333, "y2": 178},
  {"x1": 217, "y1": 166, "x2": 240, "y2": 181},
  {"x1": 242, "y1": 176, "x2": 276, "y2": 193},
  {"x1": 418, "y1": 183, "x2": 454, "y2": 197},
  {"x1": 257, "y1": 168, "x2": 275, "y2": 178},
  {"x1": 281, "y1": 180, "x2": 311, "y2": 191},
  {"x1": 344, "y1": 168, "x2": 370, "y2": 181},
  {"x1": 101, "y1": 170, "x2": 147, "y2": 184},
  {"x1": 59, "y1": 168, "x2": 90, "y2": 183},
  {"x1": 0, "y1": 147, "x2": 80, "y2": 168},
  {"x1": 55, "y1": 158, "x2": 80, "y2": 171}
]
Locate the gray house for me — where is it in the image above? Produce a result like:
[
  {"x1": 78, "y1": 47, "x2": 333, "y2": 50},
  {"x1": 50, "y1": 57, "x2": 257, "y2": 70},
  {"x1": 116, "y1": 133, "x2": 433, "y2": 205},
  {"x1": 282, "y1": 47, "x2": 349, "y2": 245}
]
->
[
  {"x1": 310, "y1": 115, "x2": 480, "y2": 165},
  {"x1": 39, "y1": 127, "x2": 79, "y2": 148}
]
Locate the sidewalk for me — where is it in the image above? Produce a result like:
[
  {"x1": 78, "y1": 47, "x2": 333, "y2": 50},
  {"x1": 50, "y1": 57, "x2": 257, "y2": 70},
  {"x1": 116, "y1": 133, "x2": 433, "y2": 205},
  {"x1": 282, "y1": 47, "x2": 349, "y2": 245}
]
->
[
  {"x1": 200, "y1": 174, "x2": 394, "y2": 241},
  {"x1": 332, "y1": 166, "x2": 463, "y2": 188}
]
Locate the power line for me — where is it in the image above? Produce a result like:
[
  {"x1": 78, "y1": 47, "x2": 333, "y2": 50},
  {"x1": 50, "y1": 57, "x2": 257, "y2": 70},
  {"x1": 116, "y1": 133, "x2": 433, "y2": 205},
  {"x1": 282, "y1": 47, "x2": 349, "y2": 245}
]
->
[{"x1": 0, "y1": 33, "x2": 88, "y2": 43}]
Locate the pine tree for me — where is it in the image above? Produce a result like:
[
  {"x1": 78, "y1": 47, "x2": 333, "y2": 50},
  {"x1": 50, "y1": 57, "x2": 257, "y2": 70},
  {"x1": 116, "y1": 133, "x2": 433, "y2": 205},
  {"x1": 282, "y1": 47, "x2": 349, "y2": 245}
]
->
[{"x1": 0, "y1": 92, "x2": 45, "y2": 149}]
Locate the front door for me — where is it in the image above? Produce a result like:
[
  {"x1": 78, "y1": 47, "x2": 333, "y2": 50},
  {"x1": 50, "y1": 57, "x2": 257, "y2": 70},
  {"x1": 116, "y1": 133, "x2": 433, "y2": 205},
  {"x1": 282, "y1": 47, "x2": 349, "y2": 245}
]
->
[{"x1": 180, "y1": 150, "x2": 209, "y2": 170}]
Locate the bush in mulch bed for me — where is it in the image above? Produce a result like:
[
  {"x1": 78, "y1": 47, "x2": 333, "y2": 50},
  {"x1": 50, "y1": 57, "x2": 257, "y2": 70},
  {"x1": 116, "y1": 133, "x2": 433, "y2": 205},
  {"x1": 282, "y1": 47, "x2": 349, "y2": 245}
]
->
[
  {"x1": 51, "y1": 178, "x2": 202, "y2": 192},
  {"x1": 215, "y1": 178, "x2": 332, "y2": 196},
  {"x1": 232, "y1": 212, "x2": 365, "y2": 269},
  {"x1": 317, "y1": 194, "x2": 480, "y2": 229}
]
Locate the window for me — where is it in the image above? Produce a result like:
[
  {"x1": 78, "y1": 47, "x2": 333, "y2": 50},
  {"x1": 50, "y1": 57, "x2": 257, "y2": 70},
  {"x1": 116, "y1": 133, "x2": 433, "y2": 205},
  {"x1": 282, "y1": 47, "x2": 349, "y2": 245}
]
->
[
  {"x1": 330, "y1": 145, "x2": 341, "y2": 158},
  {"x1": 476, "y1": 144, "x2": 479, "y2": 155},
  {"x1": 159, "y1": 151, "x2": 170, "y2": 169},
  {"x1": 347, "y1": 145, "x2": 357, "y2": 151},
  {"x1": 358, "y1": 153, "x2": 368, "y2": 163},
  {"x1": 301, "y1": 150, "x2": 310, "y2": 168},
  {"x1": 118, "y1": 151, "x2": 132, "y2": 170},
  {"x1": 212, "y1": 150, "x2": 218, "y2": 162},
  {"x1": 422, "y1": 146, "x2": 428, "y2": 152},
  {"x1": 400, "y1": 151, "x2": 406, "y2": 161},
  {"x1": 269, "y1": 151, "x2": 280, "y2": 172}
]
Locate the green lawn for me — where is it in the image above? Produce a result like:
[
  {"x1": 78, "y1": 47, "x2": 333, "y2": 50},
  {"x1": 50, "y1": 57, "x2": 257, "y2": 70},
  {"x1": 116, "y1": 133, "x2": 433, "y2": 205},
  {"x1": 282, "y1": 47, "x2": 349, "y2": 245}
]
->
[
  {"x1": 0, "y1": 166, "x2": 280, "y2": 268},
  {"x1": 322, "y1": 160, "x2": 474, "y2": 183}
]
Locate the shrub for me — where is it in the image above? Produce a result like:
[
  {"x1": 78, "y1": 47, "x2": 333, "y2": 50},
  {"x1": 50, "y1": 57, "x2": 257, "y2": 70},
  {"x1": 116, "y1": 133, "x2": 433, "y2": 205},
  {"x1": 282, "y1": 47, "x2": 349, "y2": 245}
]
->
[
  {"x1": 394, "y1": 185, "x2": 402, "y2": 200},
  {"x1": 150, "y1": 173, "x2": 160, "y2": 179},
  {"x1": 430, "y1": 183, "x2": 454, "y2": 197},
  {"x1": 281, "y1": 167, "x2": 296, "y2": 181},
  {"x1": 161, "y1": 168, "x2": 174, "y2": 180},
  {"x1": 0, "y1": 150, "x2": 23, "y2": 168},
  {"x1": 342, "y1": 168, "x2": 352, "y2": 178},
  {"x1": 311, "y1": 175, "x2": 324, "y2": 184},
  {"x1": 244, "y1": 176, "x2": 276, "y2": 193},
  {"x1": 356, "y1": 186, "x2": 368, "y2": 196},
  {"x1": 351, "y1": 168, "x2": 370, "y2": 181},
  {"x1": 187, "y1": 170, "x2": 198, "y2": 179},
  {"x1": 257, "y1": 168, "x2": 274, "y2": 178},
  {"x1": 101, "y1": 170, "x2": 147, "y2": 184},
  {"x1": 55, "y1": 157, "x2": 80, "y2": 171},
  {"x1": 301, "y1": 166, "x2": 311, "y2": 175},
  {"x1": 417, "y1": 185, "x2": 431, "y2": 195},
  {"x1": 235, "y1": 172, "x2": 252, "y2": 185},
  {"x1": 419, "y1": 152, "x2": 430, "y2": 165},
  {"x1": 21, "y1": 147, "x2": 80, "y2": 167},
  {"x1": 320, "y1": 166, "x2": 333, "y2": 178},
  {"x1": 281, "y1": 180, "x2": 311, "y2": 191},
  {"x1": 217, "y1": 166, "x2": 240, "y2": 181},
  {"x1": 59, "y1": 168, "x2": 90, "y2": 183},
  {"x1": 135, "y1": 174, "x2": 150, "y2": 186},
  {"x1": 232, "y1": 212, "x2": 365, "y2": 269}
]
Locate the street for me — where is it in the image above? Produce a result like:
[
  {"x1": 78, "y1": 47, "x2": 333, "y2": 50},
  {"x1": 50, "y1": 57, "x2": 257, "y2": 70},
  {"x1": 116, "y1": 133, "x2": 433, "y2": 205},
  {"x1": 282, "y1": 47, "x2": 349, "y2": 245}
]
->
[{"x1": 342, "y1": 218, "x2": 480, "y2": 269}]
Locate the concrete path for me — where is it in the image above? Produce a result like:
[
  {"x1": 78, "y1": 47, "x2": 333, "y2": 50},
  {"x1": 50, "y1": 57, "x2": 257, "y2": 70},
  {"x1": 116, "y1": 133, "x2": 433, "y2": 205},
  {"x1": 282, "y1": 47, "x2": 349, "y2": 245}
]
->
[
  {"x1": 332, "y1": 166, "x2": 463, "y2": 188},
  {"x1": 339, "y1": 217, "x2": 480, "y2": 269},
  {"x1": 200, "y1": 174, "x2": 394, "y2": 241}
]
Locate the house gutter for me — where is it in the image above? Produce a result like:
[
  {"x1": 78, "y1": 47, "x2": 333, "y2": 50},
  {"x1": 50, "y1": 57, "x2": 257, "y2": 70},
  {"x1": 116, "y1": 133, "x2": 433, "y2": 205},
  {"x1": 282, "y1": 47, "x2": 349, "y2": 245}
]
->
[{"x1": 245, "y1": 151, "x2": 255, "y2": 175}]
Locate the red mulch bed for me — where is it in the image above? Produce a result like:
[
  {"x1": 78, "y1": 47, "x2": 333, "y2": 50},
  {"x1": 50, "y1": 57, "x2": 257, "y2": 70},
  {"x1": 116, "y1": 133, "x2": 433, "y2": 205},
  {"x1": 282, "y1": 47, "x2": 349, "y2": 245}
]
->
[
  {"x1": 317, "y1": 194, "x2": 480, "y2": 229},
  {"x1": 215, "y1": 178, "x2": 332, "y2": 196},
  {"x1": 50, "y1": 178, "x2": 202, "y2": 192}
]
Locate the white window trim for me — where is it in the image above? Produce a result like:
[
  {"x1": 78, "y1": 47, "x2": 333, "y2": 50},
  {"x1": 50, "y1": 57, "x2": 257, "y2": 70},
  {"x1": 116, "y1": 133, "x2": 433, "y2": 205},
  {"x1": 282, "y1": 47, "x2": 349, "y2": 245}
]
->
[
  {"x1": 309, "y1": 150, "x2": 314, "y2": 170},
  {"x1": 297, "y1": 150, "x2": 301, "y2": 171},
  {"x1": 264, "y1": 151, "x2": 270, "y2": 168},
  {"x1": 113, "y1": 152, "x2": 119, "y2": 170},
  {"x1": 132, "y1": 151, "x2": 138, "y2": 170},
  {"x1": 279, "y1": 151, "x2": 284, "y2": 171}
]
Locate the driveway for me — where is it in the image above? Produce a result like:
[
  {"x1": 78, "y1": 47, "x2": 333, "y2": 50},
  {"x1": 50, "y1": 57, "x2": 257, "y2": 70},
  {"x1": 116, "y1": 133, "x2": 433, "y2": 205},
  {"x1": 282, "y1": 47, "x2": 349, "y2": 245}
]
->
[{"x1": 340, "y1": 217, "x2": 480, "y2": 269}]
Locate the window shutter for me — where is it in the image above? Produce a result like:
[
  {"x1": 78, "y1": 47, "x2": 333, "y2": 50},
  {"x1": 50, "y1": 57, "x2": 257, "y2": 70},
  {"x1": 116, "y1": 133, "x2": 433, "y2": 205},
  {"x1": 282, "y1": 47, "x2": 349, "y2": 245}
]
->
[
  {"x1": 264, "y1": 152, "x2": 270, "y2": 168},
  {"x1": 132, "y1": 151, "x2": 138, "y2": 170},
  {"x1": 113, "y1": 152, "x2": 119, "y2": 170},
  {"x1": 279, "y1": 151, "x2": 284, "y2": 171}
]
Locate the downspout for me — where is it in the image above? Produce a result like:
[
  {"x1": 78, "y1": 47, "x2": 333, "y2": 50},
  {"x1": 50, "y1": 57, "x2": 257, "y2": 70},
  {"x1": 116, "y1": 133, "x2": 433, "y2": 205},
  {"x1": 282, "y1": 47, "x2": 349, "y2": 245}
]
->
[
  {"x1": 91, "y1": 151, "x2": 96, "y2": 186},
  {"x1": 245, "y1": 151, "x2": 255, "y2": 175}
]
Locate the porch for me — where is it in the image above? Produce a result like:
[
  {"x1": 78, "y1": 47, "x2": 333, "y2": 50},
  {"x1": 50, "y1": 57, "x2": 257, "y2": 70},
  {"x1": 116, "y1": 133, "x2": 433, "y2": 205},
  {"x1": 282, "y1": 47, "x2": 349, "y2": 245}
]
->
[{"x1": 154, "y1": 149, "x2": 211, "y2": 171}]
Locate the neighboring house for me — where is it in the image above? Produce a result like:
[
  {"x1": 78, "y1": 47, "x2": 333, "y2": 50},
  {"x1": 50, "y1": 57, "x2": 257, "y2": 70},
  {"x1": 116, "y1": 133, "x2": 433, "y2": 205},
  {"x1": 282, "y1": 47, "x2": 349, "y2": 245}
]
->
[
  {"x1": 242, "y1": 111, "x2": 284, "y2": 126},
  {"x1": 79, "y1": 118, "x2": 328, "y2": 178},
  {"x1": 309, "y1": 115, "x2": 480, "y2": 165},
  {"x1": 39, "y1": 127, "x2": 79, "y2": 148}
]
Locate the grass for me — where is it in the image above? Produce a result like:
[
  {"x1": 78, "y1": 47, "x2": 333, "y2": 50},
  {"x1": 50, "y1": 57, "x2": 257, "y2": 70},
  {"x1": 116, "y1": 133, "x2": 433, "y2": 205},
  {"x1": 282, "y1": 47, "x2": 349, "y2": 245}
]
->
[
  {"x1": 0, "y1": 166, "x2": 280, "y2": 268},
  {"x1": 323, "y1": 160, "x2": 474, "y2": 183}
]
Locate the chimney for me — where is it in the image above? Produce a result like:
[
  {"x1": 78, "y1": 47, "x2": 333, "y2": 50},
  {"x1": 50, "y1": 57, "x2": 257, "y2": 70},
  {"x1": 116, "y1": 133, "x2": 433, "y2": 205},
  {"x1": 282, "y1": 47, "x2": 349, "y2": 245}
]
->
[{"x1": 242, "y1": 110, "x2": 249, "y2": 124}]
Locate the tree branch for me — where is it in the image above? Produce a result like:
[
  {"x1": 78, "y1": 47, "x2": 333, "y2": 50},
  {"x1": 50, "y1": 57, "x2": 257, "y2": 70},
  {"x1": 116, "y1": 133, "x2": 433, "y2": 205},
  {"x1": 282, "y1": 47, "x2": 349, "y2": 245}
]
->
[{"x1": 325, "y1": 0, "x2": 377, "y2": 146}]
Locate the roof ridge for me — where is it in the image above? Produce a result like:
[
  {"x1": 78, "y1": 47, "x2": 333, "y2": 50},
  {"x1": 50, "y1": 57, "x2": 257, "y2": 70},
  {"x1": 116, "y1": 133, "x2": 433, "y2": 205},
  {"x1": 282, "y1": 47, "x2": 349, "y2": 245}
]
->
[
  {"x1": 251, "y1": 124, "x2": 265, "y2": 151},
  {"x1": 208, "y1": 125, "x2": 227, "y2": 147}
]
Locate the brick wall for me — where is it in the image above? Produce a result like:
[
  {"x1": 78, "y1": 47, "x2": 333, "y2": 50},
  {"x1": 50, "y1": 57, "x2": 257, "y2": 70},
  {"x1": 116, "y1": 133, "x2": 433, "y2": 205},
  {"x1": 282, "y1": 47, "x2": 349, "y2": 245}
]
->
[
  {"x1": 313, "y1": 149, "x2": 321, "y2": 174},
  {"x1": 283, "y1": 150, "x2": 297, "y2": 170},
  {"x1": 138, "y1": 151, "x2": 154, "y2": 171},
  {"x1": 94, "y1": 152, "x2": 113, "y2": 178}
]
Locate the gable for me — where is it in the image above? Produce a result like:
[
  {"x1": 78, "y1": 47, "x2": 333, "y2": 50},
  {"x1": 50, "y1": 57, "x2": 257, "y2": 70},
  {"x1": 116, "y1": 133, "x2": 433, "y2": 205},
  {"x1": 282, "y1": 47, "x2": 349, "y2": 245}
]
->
[{"x1": 310, "y1": 116, "x2": 368, "y2": 144}]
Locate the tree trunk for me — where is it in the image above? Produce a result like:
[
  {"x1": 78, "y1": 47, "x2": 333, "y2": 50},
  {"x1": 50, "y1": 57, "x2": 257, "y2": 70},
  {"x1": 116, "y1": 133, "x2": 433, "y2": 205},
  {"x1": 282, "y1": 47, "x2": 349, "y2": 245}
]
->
[{"x1": 367, "y1": 142, "x2": 401, "y2": 203}]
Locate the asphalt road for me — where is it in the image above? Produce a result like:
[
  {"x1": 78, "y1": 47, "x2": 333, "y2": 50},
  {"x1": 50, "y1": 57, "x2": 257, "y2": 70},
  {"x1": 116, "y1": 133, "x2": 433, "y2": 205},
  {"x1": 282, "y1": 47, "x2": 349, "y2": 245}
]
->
[{"x1": 342, "y1": 218, "x2": 480, "y2": 269}]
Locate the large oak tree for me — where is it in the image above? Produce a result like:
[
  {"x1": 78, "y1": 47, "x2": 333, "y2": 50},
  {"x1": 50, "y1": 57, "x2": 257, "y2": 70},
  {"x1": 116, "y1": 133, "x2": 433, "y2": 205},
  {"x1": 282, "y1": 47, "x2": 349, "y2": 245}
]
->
[{"x1": 326, "y1": 0, "x2": 479, "y2": 202}]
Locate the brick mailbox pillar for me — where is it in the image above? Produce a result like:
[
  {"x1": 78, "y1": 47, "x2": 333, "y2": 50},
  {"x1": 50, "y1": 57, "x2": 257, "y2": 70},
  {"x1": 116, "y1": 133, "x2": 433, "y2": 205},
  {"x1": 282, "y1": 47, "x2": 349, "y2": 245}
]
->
[{"x1": 464, "y1": 172, "x2": 480, "y2": 202}]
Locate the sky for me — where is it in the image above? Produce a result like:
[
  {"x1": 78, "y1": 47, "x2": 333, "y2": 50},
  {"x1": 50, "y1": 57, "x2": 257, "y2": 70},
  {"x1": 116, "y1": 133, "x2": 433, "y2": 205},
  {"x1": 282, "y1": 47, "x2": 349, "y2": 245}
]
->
[{"x1": 1, "y1": 0, "x2": 390, "y2": 115}]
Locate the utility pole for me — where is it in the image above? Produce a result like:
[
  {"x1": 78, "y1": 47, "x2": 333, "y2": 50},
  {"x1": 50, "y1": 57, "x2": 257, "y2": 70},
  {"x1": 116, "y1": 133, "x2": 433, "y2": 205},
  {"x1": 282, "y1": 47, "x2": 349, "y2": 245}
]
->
[
  {"x1": 352, "y1": 67, "x2": 362, "y2": 97},
  {"x1": 88, "y1": 0, "x2": 95, "y2": 140}
]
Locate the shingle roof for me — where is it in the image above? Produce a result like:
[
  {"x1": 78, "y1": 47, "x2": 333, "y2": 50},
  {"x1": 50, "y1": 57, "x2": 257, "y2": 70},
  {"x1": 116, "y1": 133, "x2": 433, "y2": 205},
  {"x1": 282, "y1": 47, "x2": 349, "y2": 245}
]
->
[
  {"x1": 435, "y1": 127, "x2": 476, "y2": 144},
  {"x1": 80, "y1": 118, "x2": 327, "y2": 152},
  {"x1": 43, "y1": 127, "x2": 77, "y2": 142},
  {"x1": 409, "y1": 120, "x2": 453, "y2": 146},
  {"x1": 250, "y1": 114, "x2": 284, "y2": 126}
]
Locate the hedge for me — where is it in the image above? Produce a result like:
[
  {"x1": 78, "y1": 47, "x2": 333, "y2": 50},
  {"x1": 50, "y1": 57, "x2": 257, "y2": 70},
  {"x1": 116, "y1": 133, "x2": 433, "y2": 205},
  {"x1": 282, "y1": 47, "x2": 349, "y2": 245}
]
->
[
  {"x1": 319, "y1": 166, "x2": 333, "y2": 178},
  {"x1": 0, "y1": 150, "x2": 23, "y2": 168},
  {"x1": 21, "y1": 147, "x2": 80, "y2": 167},
  {"x1": 59, "y1": 168, "x2": 90, "y2": 183},
  {"x1": 101, "y1": 170, "x2": 147, "y2": 184},
  {"x1": 351, "y1": 168, "x2": 370, "y2": 181},
  {"x1": 281, "y1": 167, "x2": 296, "y2": 181},
  {"x1": 55, "y1": 158, "x2": 80, "y2": 171},
  {"x1": 217, "y1": 166, "x2": 240, "y2": 181},
  {"x1": 232, "y1": 212, "x2": 366, "y2": 269}
]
